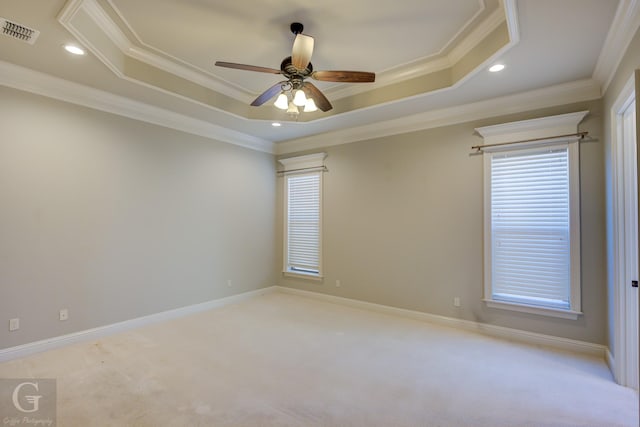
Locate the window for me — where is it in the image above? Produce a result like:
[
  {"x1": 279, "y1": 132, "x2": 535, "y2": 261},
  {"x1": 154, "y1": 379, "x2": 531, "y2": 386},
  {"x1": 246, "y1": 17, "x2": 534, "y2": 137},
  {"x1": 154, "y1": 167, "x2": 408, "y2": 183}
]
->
[
  {"x1": 477, "y1": 112, "x2": 586, "y2": 319},
  {"x1": 279, "y1": 153, "x2": 326, "y2": 278}
]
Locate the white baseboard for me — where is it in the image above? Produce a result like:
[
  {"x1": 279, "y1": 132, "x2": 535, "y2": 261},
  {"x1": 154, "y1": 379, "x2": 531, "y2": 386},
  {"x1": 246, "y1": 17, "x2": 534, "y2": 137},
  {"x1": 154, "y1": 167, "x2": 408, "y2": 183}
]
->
[
  {"x1": 606, "y1": 348, "x2": 616, "y2": 378},
  {"x1": 275, "y1": 286, "x2": 606, "y2": 359},
  {"x1": 0, "y1": 287, "x2": 276, "y2": 363},
  {"x1": 1, "y1": 285, "x2": 606, "y2": 363}
]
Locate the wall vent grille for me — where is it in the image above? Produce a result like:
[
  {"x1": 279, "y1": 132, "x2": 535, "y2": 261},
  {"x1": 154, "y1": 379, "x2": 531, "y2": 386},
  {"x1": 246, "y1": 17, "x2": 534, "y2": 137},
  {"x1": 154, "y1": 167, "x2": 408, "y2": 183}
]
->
[{"x1": 0, "y1": 18, "x2": 40, "y2": 44}]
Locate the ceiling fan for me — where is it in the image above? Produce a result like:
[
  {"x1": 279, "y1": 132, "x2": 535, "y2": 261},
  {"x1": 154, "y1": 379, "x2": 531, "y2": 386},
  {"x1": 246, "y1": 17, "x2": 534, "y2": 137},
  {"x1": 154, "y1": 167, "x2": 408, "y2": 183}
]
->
[{"x1": 215, "y1": 22, "x2": 375, "y2": 113}]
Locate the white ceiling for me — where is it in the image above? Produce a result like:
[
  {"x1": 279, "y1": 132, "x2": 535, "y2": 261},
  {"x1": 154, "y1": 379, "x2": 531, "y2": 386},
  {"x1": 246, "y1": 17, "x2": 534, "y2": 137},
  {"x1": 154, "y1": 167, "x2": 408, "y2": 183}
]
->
[{"x1": 0, "y1": 0, "x2": 634, "y2": 154}]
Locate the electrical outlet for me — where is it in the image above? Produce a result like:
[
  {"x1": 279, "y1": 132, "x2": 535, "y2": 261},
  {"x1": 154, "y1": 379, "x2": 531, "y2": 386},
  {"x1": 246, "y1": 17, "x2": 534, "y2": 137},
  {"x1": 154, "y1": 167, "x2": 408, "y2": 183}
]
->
[
  {"x1": 336, "y1": 279, "x2": 341, "y2": 288},
  {"x1": 59, "y1": 309, "x2": 69, "y2": 321},
  {"x1": 453, "y1": 297, "x2": 461, "y2": 307},
  {"x1": 9, "y1": 318, "x2": 19, "y2": 331}
]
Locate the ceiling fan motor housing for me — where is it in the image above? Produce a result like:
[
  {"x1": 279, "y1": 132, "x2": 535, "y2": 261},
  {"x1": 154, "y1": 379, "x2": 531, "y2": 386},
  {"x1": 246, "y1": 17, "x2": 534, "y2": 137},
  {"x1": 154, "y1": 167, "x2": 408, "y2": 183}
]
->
[
  {"x1": 290, "y1": 22, "x2": 304, "y2": 35},
  {"x1": 280, "y1": 56, "x2": 312, "y2": 79}
]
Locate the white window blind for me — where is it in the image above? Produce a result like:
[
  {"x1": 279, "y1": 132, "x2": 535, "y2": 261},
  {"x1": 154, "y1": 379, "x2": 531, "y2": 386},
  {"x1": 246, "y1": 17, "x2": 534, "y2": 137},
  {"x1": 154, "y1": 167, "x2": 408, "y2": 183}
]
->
[
  {"x1": 286, "y1": 172, "x2": 321, "y2": 274},
  {"x1": 489, "y1": 146, "x2": 572, "y2": 310}
]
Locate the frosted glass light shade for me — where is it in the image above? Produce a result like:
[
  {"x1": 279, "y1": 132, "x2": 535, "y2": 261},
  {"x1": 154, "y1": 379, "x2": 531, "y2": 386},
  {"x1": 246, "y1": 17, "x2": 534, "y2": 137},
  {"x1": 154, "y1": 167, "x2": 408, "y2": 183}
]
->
[
  {"x1": 286, "y1": 102, "x2": 299, "y2": 114},
  {"x1": 293, "y1": 89, "x2": 307, "y2": 106},
  {"x1": 304, "y1": 98, "x2": 318, "y2": 112},
  {"x1": 274, "y1": 93, "x2": 289, "y2": 110}
]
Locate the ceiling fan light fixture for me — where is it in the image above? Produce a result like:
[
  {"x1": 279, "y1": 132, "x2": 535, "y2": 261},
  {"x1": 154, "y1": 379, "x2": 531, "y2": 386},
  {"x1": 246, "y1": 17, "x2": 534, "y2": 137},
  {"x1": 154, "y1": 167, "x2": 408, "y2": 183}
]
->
[
  {"x1": 215, "y1": 22, "x2": 375, "y2": 114},
  {"x1": 304, "y1": 98, "x2": 318, "y2": 112},
  {"x1": 286, "y1": 102, "x2": 299, "y2": 115},
  {"x1": 293, "y1": 89, "x2": 307, "y2": 106},
  {"x1": 274, "y1": 93, "x2": 289, "y2": 110}
]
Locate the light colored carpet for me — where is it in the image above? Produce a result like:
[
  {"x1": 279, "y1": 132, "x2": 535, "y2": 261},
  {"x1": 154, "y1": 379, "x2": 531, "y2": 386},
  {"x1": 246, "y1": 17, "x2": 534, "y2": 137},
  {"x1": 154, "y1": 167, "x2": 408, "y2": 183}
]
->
[{"x1": 0, "y1": 292, "x2": 637, "y2": 426}]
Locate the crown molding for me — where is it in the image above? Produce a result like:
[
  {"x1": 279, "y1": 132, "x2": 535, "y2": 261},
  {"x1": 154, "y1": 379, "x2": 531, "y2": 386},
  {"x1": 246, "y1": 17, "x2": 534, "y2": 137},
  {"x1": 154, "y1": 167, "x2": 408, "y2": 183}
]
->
[
  {"x1": 103, "y1": 0, "x2": 251, "y2": 99},
  {"x1": 592, "y1": 0, "x2": 640, "y2": 93},
  {"x1": 448, "y1": 2, "x2": 508, "y2": 64},
  {"x1": 326, "y1": 56, "x2": 454, "y2": 100},
  {"x1": 126, "y1": 46, "x2": 254, "y2": 101},
  {"x1": 0, "y1": 59, "x2": 601, "y2": 158},
  {"x1": 502, "y1": 0, "x2": 519, "y2": 45},
  {"x1": 58, "y1": 0, "x2": 253, "y2": 103},
  {"x1": 56, "y1": 0, "x2": 84, "y2": 25},
  {"x1": 0, "y1": 61, "x2": 274, "y2": 154},
  {"x1": 57, "y1": 0, "x2": 125, "y2": 79},
  {"x1": 82, "y1": 0, "x2": 130, "y2": 51},
  {"x1": 326, "y1": 0, "x2": 514, "y2": 101},
  {"x1": 60, "y1": 0, "x2": 509, "y2": 108},
  {"x1": 274, "y1": 78, "x2": 601, "y2": 155}
]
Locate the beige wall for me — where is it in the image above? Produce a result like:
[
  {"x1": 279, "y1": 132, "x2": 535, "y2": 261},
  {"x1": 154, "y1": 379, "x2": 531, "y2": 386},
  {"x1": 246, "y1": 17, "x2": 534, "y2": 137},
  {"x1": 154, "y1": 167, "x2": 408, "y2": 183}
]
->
[
  {"x1": 278, "y1": 99, "x2": 607, "y2": 344},
  {"x1": 0, "y1": 86, "x2": 277, "y2": 349},
  {"x1": 603, "y1": 26, "x2": 640, "y2": 355},
  {"x1": 4, "y1": 36, "x2": 633, "y2": 350}
]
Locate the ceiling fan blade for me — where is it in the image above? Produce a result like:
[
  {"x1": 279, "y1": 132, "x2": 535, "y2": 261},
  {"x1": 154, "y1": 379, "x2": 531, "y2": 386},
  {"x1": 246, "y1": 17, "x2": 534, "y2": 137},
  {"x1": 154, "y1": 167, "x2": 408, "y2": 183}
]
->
[
  {"x1": 251, "y1": 81, "x2": 285, "y2": 106},
  {"x1": 215, "y1": 61, "x2": 281, "y2": 74},
  {"x1": 312, "y1": 70, "x2": 375, "y2": 83},
  {"x1": 303, "y1": 82, "x2": 332, "y2": 112},
  {"x1": 291, "y1": 34, "x2": 314, "y2": 70}
]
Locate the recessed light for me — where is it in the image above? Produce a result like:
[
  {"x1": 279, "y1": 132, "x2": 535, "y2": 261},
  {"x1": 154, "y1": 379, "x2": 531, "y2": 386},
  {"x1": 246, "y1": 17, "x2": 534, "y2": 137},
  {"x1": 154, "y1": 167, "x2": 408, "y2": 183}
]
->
[
  {"x1": 272, "y1": 122, "x2": 282, "y2": 127},
  {"x1": 64, "y1": 44, "x2": 85, "y2": 55},
  {"x1": 489, "y1": 64, "x2": 505, "y2": 73}
]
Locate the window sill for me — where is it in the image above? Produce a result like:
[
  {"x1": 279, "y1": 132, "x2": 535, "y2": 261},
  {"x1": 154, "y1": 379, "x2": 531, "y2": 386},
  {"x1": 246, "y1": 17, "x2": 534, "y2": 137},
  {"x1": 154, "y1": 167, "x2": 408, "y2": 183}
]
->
[
  {"x1": 483, "y1": 299, "x2": 582, "y2": 320},
  {"x1": 283, "y1": 271, "x2": 323, "y2": 281}
]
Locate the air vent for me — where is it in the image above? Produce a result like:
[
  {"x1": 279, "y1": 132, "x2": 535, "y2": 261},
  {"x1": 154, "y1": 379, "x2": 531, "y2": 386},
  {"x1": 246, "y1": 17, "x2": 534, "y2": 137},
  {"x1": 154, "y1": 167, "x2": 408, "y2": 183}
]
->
[{"x1": 0, "y1": 18, "x2": 40, "y2": 44}]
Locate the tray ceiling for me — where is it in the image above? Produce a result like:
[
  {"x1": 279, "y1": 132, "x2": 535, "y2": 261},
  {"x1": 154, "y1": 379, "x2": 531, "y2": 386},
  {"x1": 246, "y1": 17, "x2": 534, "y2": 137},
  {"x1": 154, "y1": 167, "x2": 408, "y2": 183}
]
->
[
  {"x1": 0, "y1": 0, "x2": 629, "y2": 152},
  {"x1": 58, "y1": 0, "x2": 510, "y2": 121}
]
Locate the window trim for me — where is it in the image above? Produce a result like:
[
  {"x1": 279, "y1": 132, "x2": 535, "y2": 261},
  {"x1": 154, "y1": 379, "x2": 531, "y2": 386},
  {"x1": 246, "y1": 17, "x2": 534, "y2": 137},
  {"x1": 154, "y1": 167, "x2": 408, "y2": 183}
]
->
[
  {"x1": 279, "y1": 153, "x2": 326, "y2": 280},
  {"x1": 476, "y1": 112, "x2": 587, "y2": 319}
]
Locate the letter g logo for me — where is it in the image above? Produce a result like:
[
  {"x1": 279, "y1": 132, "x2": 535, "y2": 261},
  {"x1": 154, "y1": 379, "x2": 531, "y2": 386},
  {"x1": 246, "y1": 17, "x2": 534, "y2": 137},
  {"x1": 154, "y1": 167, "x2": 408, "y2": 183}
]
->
[{"x1": 12, "y1": 382, "x2": 42, "y2": 413}]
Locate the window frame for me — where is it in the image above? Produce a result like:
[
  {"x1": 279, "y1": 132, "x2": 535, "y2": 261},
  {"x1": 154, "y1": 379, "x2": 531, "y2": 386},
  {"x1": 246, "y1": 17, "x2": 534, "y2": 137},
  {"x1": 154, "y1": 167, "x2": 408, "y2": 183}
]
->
[
  {"x1": 477, "y1": 112, "x2": 587, "y2": 320},
  {"x1": 279, "y1": 153, "x2": 326, "y2": 280}
]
